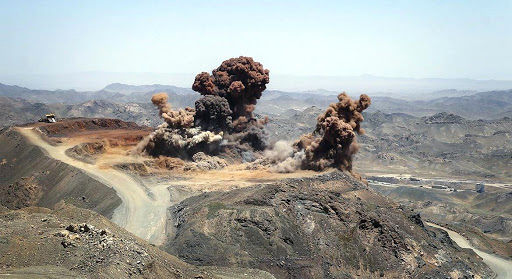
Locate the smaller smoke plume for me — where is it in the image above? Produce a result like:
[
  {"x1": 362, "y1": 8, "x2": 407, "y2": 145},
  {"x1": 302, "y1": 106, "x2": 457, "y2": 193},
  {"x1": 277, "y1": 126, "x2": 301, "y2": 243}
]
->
[
  {"x1": 270, "y1": 151, "x2": 305, "y2": 173},
  {"x1": 264, "y1": 140, "x2": 294, "y2": 161},
  {"x1": 151, "y1": 93, "x2": 195, "y2": 129},
  {"x1": 259, "y1": 93, "x2": 371, "y2": 173},
  {"x1": 260, "y1": 140, "x2": 305, "y2": 173},
  {"x1": 294, "y1": 92, "x2": 371, "y2": 172}
]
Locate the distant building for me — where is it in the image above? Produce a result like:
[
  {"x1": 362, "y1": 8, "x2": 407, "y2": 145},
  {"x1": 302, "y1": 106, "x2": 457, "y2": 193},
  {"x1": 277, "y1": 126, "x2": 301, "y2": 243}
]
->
[{"x1": 475, "y1": 183, "x2": 485, "y2": 193}]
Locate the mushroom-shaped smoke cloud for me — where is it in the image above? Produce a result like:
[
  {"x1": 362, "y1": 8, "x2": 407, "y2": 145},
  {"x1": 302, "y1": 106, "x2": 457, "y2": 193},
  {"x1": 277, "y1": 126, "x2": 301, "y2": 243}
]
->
[
  {"x1": 192, "y1": 56, "x2": 270, "y2": 150},
  {"x1": 192, "y1": 56, "x2": 270, "y2": 125},
  {"x1": 140, "y1": 56, "x2": 271, "y2": 160}
]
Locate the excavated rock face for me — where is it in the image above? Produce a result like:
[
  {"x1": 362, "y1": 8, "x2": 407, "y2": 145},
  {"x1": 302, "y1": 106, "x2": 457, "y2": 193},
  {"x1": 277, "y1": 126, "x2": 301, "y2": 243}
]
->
[{"x1": 165, "y1": 171, "x2": 493, "y2": 279}]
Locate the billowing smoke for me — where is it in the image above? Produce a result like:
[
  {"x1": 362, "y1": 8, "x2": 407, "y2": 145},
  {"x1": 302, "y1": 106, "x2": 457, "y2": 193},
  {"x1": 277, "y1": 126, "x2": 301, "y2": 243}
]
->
[
  {"x1": 294, "y1": 92, "x2": 371, "y2": 171},
  {"x1": 260, "y1": 93, "x2": 371, "y2": 173},
  {"x1": 141, "y1": 57, "x2": 370, "y2": 174},
  {"x1": 192, "y1": 56, "x2": 271, "y2": 152},
  {"x1": 262, "y1": 141, "x2": 305, "y2": 173},
  {"x1": 139, "y1": 93, "x2": 223, "y2": 159},
  {"x1": 194, "y1": 95, "x2": 232, "y2": 132},
  {"x1": 151, "y1": 93, "x2": 195, "y2": 129},
  {"x1": 264, "y1": 140, "x2": 294, "y2": 161},
  {"x1": 192, "y1": 56, "x2": 269, "y2": 122},
  {"x1": 140, "y1": 56, "x2": 270, "y2": 161}
]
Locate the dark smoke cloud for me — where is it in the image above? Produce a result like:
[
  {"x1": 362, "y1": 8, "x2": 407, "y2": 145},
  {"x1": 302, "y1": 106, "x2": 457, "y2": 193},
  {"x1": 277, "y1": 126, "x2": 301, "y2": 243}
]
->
[
  {"x1": 192, "y1": 56, "x2": 270, "y2": 123},
  {"x1": 294, "y1": 93, "x2": 371, "y2": 172},
  {"x1": 140, "y1": 56, "x2": 270, "y2": 161},
  {"x1": 194, "y1": 95, "x2": 232, "y2": 132},
  {"x1": 192, "y1": 56, "x2": 270, "y2": 150},
  {"x1": 138, "y1": 93, "x2": 223, "y2": 159}
]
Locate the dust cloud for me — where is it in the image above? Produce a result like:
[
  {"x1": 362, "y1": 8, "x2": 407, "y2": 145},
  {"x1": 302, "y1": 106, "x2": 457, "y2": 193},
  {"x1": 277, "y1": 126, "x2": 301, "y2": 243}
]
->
[{"x1": 140, "y1": 56, "x2": 270, "y2": 160}]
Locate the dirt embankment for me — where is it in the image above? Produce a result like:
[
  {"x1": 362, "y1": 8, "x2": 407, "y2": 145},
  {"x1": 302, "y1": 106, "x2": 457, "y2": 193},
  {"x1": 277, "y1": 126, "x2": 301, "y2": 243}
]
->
[
  {"x1": 30, "y1": 118, "x2": 148, "y2": 137},
  {"x1": 15, "y1": 126, "x2": 177, "y2": 245},
  {"x1": 0, "y1": 128, "x2": 121, "y2": 218},
  {"x1": 65, "y1": 141, "x2": 108, "y2": 164}
]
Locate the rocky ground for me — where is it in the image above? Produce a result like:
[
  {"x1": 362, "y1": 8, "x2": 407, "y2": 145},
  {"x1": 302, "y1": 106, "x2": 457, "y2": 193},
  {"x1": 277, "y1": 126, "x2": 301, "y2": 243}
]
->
[
  {"x1": 370, "y1": 181, "x2": 512, "y2": 258},
  {"x1": 165, "y1": 171, "x2": 493, "y2": 279},
  {"x1": 1, "y1": 113, "x2": 510, "y2": 278},
  {"x1": 0, "y1": 127, "x2": 122, "y2": 217},
  {"x1": 0, "y1": 203, "x2": 215, "y2": 279}
]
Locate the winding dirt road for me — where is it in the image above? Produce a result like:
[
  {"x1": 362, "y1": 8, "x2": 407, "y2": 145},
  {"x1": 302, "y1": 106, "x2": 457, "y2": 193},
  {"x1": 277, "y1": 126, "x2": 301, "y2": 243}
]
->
[
  {"x1": 17, "y1": 127, "x2": 170, "y2": 245},
  {"x1": 426, "y1": 222, "x2": 512, "y2": 279}
]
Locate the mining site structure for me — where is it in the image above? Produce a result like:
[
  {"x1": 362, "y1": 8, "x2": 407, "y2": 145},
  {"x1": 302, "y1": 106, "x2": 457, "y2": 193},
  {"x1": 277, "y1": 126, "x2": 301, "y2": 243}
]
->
[{"x1": 39, "y1": 113, "x2": 57, "y2": 123}]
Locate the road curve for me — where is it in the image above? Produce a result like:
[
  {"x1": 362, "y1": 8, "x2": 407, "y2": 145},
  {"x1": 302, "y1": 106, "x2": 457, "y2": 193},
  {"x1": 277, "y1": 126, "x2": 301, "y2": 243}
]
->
[
  {"x1": 17, "y1": 127, "x2": 170, "y2": 245},
  {"x1": 426, "y1": 222, "x2": 512, "y2": 279}
]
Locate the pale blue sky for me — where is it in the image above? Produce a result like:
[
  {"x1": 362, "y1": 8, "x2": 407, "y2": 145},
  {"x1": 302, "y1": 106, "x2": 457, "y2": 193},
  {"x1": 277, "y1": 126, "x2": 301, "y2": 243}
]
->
[{"x1": 1, "y1": 0, "x2": 511, "y2": 90}]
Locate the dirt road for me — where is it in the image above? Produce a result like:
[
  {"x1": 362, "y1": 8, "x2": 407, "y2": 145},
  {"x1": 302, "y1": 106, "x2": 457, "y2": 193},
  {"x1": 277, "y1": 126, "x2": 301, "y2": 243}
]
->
[
  {"x1": 426, "y1": 222, "x2": 512, "y2": 279},
  {"x1": 17, "y1": 127, "x2": 170, "y2": 245}
]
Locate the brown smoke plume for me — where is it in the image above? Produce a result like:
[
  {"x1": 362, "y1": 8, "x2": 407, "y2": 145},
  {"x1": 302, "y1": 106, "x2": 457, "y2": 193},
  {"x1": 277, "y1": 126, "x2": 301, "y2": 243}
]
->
[
  {"x1": 192, "y1": 56, "x2": 270, "y2": 151},
  {"x1": 192, "y1": 56, "x2": 270, "y2": 123},
  {"x1": 139, "y1": 93, "x2": 223, "y2": 159},
  {"x1": 140, "y1": 56, "x2": 270, "y2": 161},
  {"x1": 294, "y1": 93, "x2": 371, "y2": 172},
  {"x1": 151, "y1": 93, "x2": 195, "y2": 129}
]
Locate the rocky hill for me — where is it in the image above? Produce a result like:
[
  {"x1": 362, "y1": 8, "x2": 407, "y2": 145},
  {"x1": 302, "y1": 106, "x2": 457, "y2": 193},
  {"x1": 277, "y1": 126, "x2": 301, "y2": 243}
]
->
[
  {"x1": 0, "y1": 204, "x2": 215, "y2": 279},
  {"x1": 265, "y1": 109, "x2": 512, "y2": 179},
  {"x1": 357, "y1": 111, "x2": 512, "y2": 179},
  {"x1": 165, "y1": 171, "x2": 493, "y2": 279},
  {"x1": 0, "y1": 97, "x2": 162, "y2": 128},
  {"x1": 0, "y1": 127, "x2": 122, "y2": 217}
]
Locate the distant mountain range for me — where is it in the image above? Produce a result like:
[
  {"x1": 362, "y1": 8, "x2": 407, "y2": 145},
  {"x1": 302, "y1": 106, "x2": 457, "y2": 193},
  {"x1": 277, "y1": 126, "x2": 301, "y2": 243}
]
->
[
  {"x1": 0, "y1": 82, "x2": 197, "y2": 106},
  {"x1": 102, "y1": 83, "x2": 194, "y2": 95},
  {"x1": 1, "y1": 82, "x2": 511, "y2": 128},
  {"x1": 2, "y1": 72, "x2": 512, "y2": 94},
  {"x1": 259, "y1": 88, "x2": 512, "y2": 120}
]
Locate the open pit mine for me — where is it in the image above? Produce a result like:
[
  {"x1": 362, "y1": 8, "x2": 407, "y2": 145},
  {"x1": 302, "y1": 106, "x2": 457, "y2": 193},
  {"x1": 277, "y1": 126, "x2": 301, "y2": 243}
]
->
[{"x1": 0, "y1": 57, "x2": 502, "y2": 278}]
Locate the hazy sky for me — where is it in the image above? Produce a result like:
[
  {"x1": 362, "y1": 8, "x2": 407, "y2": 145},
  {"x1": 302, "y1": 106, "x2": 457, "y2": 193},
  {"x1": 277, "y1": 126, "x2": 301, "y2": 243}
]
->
[{"x1": 1, "y1": 0, "x2": 511, "y2": 89}]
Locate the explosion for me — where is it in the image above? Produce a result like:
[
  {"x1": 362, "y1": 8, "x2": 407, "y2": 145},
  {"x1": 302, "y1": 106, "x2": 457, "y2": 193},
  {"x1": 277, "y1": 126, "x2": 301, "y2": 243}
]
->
[
  {"x1": 294, "y1": 93, "x2": 371, "y2": 172},
  {"x1": 139, "y1": 56, "x2": 370, "y2": 175},
  {"x1": 192, "y1": 56, "x2": 270, "y2": 122},
  {"x1": 151, "y1": 93, "x2": 195, "y2": 129},
  {"x1": 140, "y1": 56, "x2": 270, "y2": 161},
  {"x1": 247, "y1": 92, "x2": 371, "y2": 175},
  {"x1": 192, "y1": 56, "x2": 270, "y2": 150}
]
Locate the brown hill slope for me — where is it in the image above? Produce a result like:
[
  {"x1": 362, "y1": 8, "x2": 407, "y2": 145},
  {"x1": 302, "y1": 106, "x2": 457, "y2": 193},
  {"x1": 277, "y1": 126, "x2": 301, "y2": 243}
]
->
[
  {"x1": 0, "y1": 204, "x2": 214, "y2": 279},
  {"x1": 0, "y1": 127, "x2": 121, "y2": 217},
  {"x1": 165, "y1": 171, "x2": 493, "y2": 279}
]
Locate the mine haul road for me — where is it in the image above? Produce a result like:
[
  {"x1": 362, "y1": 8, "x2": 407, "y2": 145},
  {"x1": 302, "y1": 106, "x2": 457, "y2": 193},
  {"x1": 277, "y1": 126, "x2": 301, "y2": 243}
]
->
[
  {"x1": 426, "y1": 222, "x2": 512, "y2": 279},
  {"x1": 17, "y1": 127, "x2": 170, "y2": 245},
  {"x1": 18, "y1": 126, "x2": 512, "y2": 279}
]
